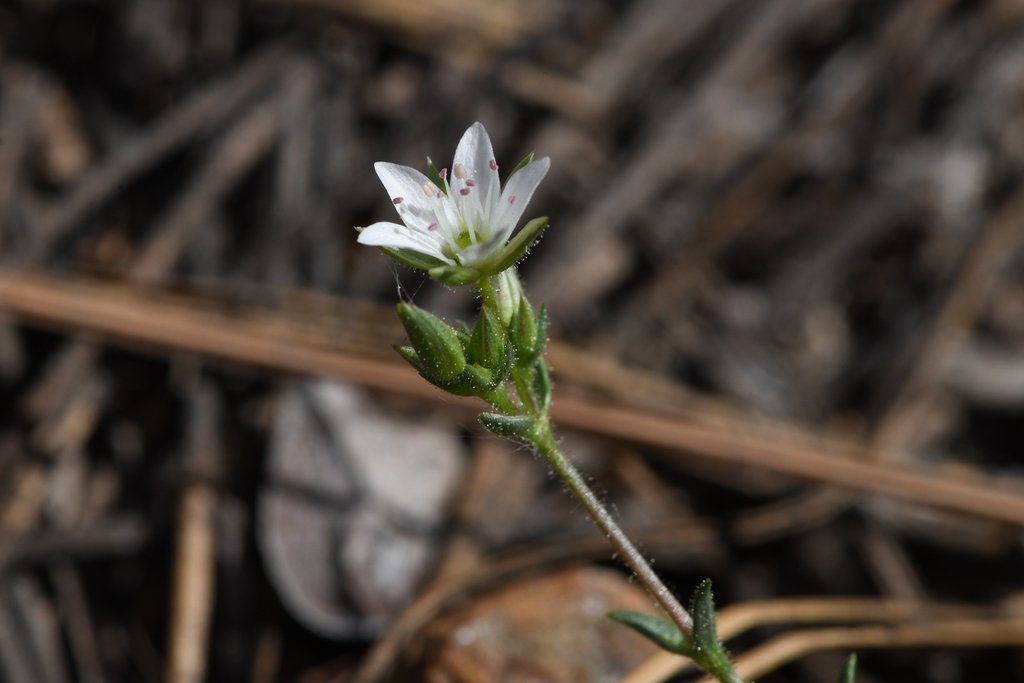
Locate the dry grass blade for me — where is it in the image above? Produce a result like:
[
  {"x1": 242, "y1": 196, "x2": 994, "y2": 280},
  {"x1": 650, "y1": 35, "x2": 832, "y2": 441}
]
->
[
  {"x1": 1, "y1": 270, "x2": 1023, "y2": 527},
  {"x1": 624, "y1": 597, "x2": 1024, "y2": 683},
  {"x1": 705, "y1": 618, "x2": 1024, "y2": 683}
]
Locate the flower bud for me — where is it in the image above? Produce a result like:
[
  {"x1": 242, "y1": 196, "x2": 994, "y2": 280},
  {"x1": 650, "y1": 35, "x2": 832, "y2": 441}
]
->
[
  {"x1": 467, "y1": 308, "x2": 511, "y2": 378},
  {"x1": 488, "y1": 269, "x2": 524, "y2": 326},
  {"x1": 396, "y1": 303, "x2": 466, "y2": 382},
  {"x1": 442, "y1": 364, "x2": 497, "y2": 397},
  {"x1": 511, "y1": 300, "x2": 547, "y2": 366}
]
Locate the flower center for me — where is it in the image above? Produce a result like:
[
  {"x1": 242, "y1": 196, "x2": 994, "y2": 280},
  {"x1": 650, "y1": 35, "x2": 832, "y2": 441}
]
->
[{"x1": 455, "y1": 230, "x2": 474, "y2": 250}]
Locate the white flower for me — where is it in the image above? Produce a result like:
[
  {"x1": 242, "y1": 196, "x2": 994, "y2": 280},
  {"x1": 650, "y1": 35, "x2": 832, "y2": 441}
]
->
[{"x1": 357, "y1": 122, "x2": 550, "y2": 279}]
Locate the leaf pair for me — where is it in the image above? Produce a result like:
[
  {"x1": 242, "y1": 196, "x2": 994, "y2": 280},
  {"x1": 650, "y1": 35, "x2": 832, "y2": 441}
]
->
[{"x1": 610, "y1": 581, "x2": 858, "y2": 683}]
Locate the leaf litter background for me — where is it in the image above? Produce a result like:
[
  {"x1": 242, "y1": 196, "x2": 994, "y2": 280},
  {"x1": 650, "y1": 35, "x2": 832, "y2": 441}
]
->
[{"x1": 1, "y1": 1, "x2": 1023, "y2": 682}]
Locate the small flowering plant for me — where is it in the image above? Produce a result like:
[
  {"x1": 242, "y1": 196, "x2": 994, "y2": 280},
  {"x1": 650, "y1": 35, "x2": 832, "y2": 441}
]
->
[{"x1": 357, "y1": 123, "x2": 755, "y2": 683}]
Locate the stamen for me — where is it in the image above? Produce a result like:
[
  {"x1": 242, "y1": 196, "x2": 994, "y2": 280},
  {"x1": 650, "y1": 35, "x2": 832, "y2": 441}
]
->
[
  {"x1": 465, "y1": 179, "x2": 476, "y2": 187},
  {"x1": 453, "y1": 163, "x2": 467, "y2": 179},
  {"x1": 422, "y1": 182, "x2": 437, "y2": 198},
  {"x1": 489, "y1": 160, "x2": 498, "y2": 171},
  {"x1": 428, "y1": 223, "x2": 438, "y2": 231},
  {"x1": 440, "y1": 168, "x2": 448, "y2": 181},
  {"x1": 508, "y1": 195, "x2": 516, "y2": 204},
  {"x1": 460, "y1": 188, "x2": 471, "y2": 196},
  {"x1": 393, "y1": 197, "x2": 404, "y2": 205}
]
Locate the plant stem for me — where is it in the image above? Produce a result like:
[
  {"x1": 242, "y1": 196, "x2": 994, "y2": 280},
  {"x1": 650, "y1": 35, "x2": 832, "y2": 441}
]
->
[
  {"x1": 484, "y1": 386, "x2": 518, "y2": 414},
  {"x1": 478, "y1": 271, "x2": 695, "y2": 640},
  {"x1": 479, "y1": 276, "x2": 498, "y2": 313},
  {"x1": 529, "y1": 419, "x2": 695, "y2": 636}
]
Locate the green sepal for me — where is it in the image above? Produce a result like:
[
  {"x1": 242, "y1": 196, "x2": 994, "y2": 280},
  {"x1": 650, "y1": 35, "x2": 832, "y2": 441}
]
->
[
  {"x1": 608, "y1": 611, "x2": 695, "y2": 657},
  {"x1": 837, "y1": 654, "x2": 857, "y2": 683},
  {"x1": 490, "y1": 216, "x2": 549, "y2": 274},
  {"x1": 426, "y1": 156, "x2": 447, "y2": 194},
  {"x1": 353, "y1": 235, "x2": 450, "y2": 272},
  {"x1": 412, "y1": 217, "x2": 548, "y2": 284},
  {"x1": 467, "y1": 308, "x2": 511, "y2": 380},
  {"x1": 511, "y1": 300, "x2": 547, "y2": 366},
  {"x1": 510, "y1": 298, "x2": 536, "y2": 365},
  {"x1": 394, "y1": 345, "x2": 426, "y2": 375},
  {"x1": 479, "y1": 412, "x2": 536, "y2": 439},
  {"x1": 531, "y1": 360, "x2": 552, "y2": 413},
  {"x1": 396, "y1": 303, "x2": 466, "y2": 382},
  {"x1": 440, "y1": 364, "x2": 496, "y2": 397},
  {"x1": 507, "y1": 151, "x2": 535, "y2": 180},
  {"x1": 429, "y1": 264, "x2": 482, "y2": 286},
  {"x1": 455, "y1": 321, "x2": 472, "y2": 349},
  {"x1": 534, "y1": 305, "x2": 549, "y2": 354}
]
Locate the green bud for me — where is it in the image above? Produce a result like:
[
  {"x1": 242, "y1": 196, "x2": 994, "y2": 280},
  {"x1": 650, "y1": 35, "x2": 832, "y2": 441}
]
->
[
  {"x1": 441, "y1": 364, "x2": 496, "y2": 397},
  {"x1": 511, "y1": 300, "x2": 547, "y2": 366},
  {"x1": 479, "y1": 412, "x2": 536, "y2": 439},
  {"x1": 396, "y1": 303, "x2": 466, "y2": 382},
  {"x1": 510, "y1": 298, "x2": 535, "y2": 363},
  {"x1": 487, "y1": 269, "x2": 524, "y2": 326},
  {"x1": 467, "y1": 308, "x2": 511, "y2": 379}
]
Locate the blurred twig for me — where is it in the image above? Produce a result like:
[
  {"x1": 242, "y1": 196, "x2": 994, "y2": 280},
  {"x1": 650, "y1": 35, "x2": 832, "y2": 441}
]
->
[
  {"x1": 624, "y1": 596, "x2": 1024, "y2": 683},
  {"x1": 1, "y1": 270, "x2": 1022, "y2": 527}
]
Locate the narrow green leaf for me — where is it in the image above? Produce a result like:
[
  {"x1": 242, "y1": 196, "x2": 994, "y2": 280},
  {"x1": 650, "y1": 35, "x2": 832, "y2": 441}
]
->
[
  {"x1": 691, "y1": 579, "x2": 719, "y2": 653},
  {"x1": 608, "y1": 610, "x2": 695, "y2": 657},
  {"x1": 690, "y1": 580, "x2": 743, "y2": 683},
  {"x1": 837, "y1": 654, "x2": 857, "y2": 683},
  {"x1": 480, "y1": 412, "x2": 536, "y2": 439}
]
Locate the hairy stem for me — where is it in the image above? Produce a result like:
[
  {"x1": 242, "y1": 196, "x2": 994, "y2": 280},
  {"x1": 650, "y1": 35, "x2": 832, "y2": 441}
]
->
[
  {"x1": 478, "y1": 270, "x2": 696, "y2": 641},
  {"x1": 529, "y1": 419, "x2": 694, "y2": 636}
]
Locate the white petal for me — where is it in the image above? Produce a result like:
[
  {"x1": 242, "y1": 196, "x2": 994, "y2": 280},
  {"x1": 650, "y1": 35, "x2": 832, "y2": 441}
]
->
[
  {"x1": 452, "y1": 122, "x2": 500, "y2": 211},
  {"x1": 493, "y1": 156, "x2": 550, "y2": 243},
  {"x1": 357, "y1": 221, "x2": 450, "y2": 262},
  {"x1": 374, "y1": 162, "x2": 440, "y2": 229}
]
